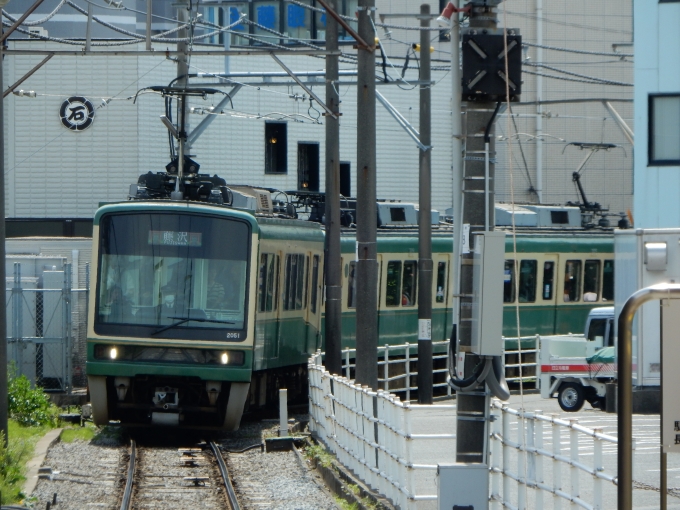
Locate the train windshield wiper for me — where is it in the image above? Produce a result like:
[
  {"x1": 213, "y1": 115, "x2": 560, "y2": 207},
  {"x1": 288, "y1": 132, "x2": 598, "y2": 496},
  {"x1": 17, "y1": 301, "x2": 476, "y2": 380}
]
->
[{"x1": 151, "y1": 316, "x2": 235, "y2": 335}]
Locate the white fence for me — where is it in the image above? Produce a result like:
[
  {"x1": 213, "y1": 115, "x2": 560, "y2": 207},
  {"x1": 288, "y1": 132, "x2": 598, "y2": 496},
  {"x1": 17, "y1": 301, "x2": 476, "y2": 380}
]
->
[
  {"x1": 309, "y1": 352, "x2": 457, "y2": 510},
  {"x1": 309, "y1": 353, "x2": 619, "y2": 510}
]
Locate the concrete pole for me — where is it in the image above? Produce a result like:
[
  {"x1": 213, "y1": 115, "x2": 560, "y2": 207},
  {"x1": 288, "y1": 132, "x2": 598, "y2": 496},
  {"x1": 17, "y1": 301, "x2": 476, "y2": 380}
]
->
[
  {"x1": 354, "y1": 0, "x2": 378, "y2": 389},
  {"x1": 0, "y1": 28, "x2": 8, "y2": 445},
  {"x1": 456, "y1": 4, "x2": 498, "y2": 464},
  {"x1": 146, "y1": 0, "x2": 152, "y2": 51},
  {"x1": 417, "y1": 4, "x2": 433, "y2": 404},
  {"x1": 324, "y1": 0, "x2": 343, "y2": 376},
  {"x1": 173, "y1": 2, "x2": 190, "y2": 199}
]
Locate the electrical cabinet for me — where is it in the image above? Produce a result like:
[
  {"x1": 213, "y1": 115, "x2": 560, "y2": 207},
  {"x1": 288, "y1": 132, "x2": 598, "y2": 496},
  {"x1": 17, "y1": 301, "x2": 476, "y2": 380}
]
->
[{"x1": 437, "y1": 463, "x2": 488, "y2": 510}]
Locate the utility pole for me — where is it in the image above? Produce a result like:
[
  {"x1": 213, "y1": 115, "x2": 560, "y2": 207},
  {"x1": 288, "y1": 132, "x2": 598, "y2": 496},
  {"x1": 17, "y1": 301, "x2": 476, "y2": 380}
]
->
[
  {"x1": 176, "y1": 0, "x2": 190, "y2": 184},
  {"x1": 0, "y1": 6, "x2": 8, "y2": 446},
  {"x1": 354, "y1": 0, "x2": 378, "y2": 389},
  {"x1": 417, "y1": 4, "x2": 433, "y2": 404},
  {"x1": 456, "y1": 3, "x2": 500, "y2": 464},
  {"x1": 324, "y1": 0, "x2": 342, "y2": 376}
]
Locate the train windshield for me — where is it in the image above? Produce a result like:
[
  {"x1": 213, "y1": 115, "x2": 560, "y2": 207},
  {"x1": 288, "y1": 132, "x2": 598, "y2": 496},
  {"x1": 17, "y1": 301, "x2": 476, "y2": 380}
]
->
[{"x1": 95, "y1": 212, "x2": 251, "y2": 341}]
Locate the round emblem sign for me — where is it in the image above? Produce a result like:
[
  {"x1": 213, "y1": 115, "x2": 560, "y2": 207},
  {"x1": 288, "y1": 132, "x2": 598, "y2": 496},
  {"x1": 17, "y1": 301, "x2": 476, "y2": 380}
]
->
[{"x1": 59, "y1": 96, "x2": 95, "y2": 131}]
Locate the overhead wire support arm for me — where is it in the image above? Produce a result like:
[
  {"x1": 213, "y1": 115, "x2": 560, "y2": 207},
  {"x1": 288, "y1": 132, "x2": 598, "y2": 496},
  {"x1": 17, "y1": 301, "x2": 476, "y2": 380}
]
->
[
  {"x1": 0, "y1": 0, "x2": 46, "y2": 43},
  {"x1": 270, "y1": 54, "x2": 338, "y2": 120},
  {"x1": 314, "y1": 0, "x2": 373, "y2": 51},
  {"x1": 3, "y1": 53, "x2": 53, "y2": 98}
]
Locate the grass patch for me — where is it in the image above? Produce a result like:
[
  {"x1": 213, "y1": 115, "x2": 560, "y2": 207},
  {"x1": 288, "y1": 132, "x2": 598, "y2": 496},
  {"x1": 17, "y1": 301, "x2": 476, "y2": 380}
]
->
[
  {"x1": 60, "y1": 424, "x2": 97, "y2": 443},
  {"x1": 335, "y1": 496, "x2": 358, "y2": 510},
  {"x1": 304, "y1": 443, "x2": 334, "y2": 469}
]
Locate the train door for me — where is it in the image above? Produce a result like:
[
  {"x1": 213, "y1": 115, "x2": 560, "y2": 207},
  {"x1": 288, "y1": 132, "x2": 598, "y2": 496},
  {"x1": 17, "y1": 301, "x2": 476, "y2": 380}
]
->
[
  {"x1": 277, "y1": 251, "x2": 307, "y2": 363},
  {"x1": 538, "y1": 255, "x2": 559, "y2": 334},
  {"x1": 305, "y1": 252, "x2": 322, "y2": 354},
  {"x1": 432, "y1": 254, "x2": 451, "y2": 341},
  {"x1": 257, "y1": 251, "x2": 281, "y2": 367}
]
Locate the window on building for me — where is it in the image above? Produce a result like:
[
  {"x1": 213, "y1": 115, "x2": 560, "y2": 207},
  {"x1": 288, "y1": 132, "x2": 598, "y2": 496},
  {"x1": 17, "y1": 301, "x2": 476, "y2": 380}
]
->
[
  {"x1": 542, "y1": 261, "x2": 554, "y2": 300},
  {"x1": 649, "y1": 94, "x2": 680, "y2": 165},
  {"x1": 385, "y1": 261, "x2": 402, "y2": 307},
  {"x1": 564, "y1": 260, "x2": 582, "y2": 302},
  {"x1": 602, "y1": 260, "x2": 614, "y2": 301},
  {"x1": 503, "y1": 260, "x2": 515, "y2": 303},
  {"x1": 518, "y1": 260, "x2": 537, "y2": 303},
  {"x1": 583, "y1": 260, "x2": 600, "y2": 302},
  {"x1": 265, "y1": 122, "x2": 287, "y2": 174},
  {"x1": 402, "y1": 261, "x2": 418, "y2": 307}
]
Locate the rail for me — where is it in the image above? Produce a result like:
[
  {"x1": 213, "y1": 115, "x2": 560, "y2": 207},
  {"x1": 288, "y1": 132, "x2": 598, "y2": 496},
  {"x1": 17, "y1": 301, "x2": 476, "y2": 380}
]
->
[
  {"x1": 489, "y1": 400, "x2": 619, "y2": 510},
  {"x1": 120, "y1": 439, "x2": 136, "y2": 510},
  {"x1": 333, "y1": 338, "x2": 537, "y2": 396},
  {"x1": 209, "y1": 441, "x2": 240, "y2": 510}
]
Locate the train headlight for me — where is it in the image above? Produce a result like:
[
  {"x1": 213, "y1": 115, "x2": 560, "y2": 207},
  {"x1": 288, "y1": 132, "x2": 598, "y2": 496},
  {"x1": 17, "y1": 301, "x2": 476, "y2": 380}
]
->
[
  {"x1": 220, "y1": 352, "x2": 229, "y2": 365},
  {"x1": 109, "y1": 347, "x2": 118, "y2": 360}
]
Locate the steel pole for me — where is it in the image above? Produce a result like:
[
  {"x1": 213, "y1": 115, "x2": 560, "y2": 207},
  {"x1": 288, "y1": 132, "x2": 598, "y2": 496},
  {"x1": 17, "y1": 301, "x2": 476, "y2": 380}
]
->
[
  {"x1": 324, "y1": 0, "x2": 342, "y2": 376},
  {"x1": 0, "y1": 29, "x2": 8, "y2": 444},
  {"x1": 417, "y1": 4, "x2": 433, "y2": 404},
  {"x1": 617, "y1": 283, "x2": 680, "y2": 510},
  {"x1": 354, "y1": 0, "x2": 378, "y2": 389}
]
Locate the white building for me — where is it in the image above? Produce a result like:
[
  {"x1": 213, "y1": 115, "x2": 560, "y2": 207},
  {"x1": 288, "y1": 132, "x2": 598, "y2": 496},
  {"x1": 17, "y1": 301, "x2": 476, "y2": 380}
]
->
[{"x1": 2, "y1": 0, "x2": 633, "y2": 231}]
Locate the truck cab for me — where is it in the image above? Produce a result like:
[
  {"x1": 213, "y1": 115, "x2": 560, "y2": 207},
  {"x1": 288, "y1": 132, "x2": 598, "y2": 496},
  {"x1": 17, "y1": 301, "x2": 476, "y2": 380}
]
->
[{"x1": 537, "y1": 306, "x2": 616, "y2": 412}]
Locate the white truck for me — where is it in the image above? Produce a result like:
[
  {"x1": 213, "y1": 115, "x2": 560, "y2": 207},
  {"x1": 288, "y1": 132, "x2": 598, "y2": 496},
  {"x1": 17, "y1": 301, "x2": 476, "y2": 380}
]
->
[{"x1": 537, "y1": 307, "x2": 616, "y2": 412}]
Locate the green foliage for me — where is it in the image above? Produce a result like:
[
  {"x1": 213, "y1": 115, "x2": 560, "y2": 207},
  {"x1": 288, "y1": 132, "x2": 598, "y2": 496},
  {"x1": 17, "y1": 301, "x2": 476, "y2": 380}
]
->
[
  {"x1": 8, "y1": 373, "x2": 57, "y2": 427},
  {"x1": 304, "y1": 443, "x2": 334, "y2": 469},
  {"x1": 60, "y1": 425, "x2": 96, "y2": 443},
  {"x1": 0, "y1": 430, "x2": 31, "y2": 504}
]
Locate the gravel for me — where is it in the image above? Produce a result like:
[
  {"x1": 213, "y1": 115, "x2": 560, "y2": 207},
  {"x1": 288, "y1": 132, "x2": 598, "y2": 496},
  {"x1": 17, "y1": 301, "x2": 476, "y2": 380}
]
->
[{"x1": 28, "y1": 417, "x2": 339, "y2": 510}]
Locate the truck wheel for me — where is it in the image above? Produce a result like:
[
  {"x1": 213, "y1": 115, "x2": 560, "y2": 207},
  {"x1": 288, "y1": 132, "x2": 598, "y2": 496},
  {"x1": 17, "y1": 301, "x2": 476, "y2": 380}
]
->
[{"x1": 558, "y1": 383, "x2": 584, "y2": 412}]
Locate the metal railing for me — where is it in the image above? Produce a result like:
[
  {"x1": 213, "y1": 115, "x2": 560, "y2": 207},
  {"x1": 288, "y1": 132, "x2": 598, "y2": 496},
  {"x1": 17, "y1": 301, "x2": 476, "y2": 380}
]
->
[
  {"x1": 489, "y1": 400, "x2": 618, "y2": 510},
  {"x1": 309, "y1": 351, "x2": 457, "y2": 510}
]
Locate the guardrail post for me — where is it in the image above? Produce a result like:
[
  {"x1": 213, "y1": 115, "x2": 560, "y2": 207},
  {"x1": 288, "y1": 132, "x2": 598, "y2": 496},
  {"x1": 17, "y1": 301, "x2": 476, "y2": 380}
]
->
[
  {"x1": 502, "y1": 405, "x2": 511, "y2": 507},
  {"x1": 518, "y1": 408, "x2": 527, "y2": 510},
  {"x1": 570, "y1": 418, "x2": 579, "y2": 508},
  {"x1": 446, "y1": 339, "x2": 452, "y2": 396},
  {"x1": 593, "y1": 427, "x2": 603, "y2": 510},
  {"x1": 384, "y1": 344, "x2": 389, "y2": 392},
  {"x1": 344, "y1": 348, "x2": 351, "y2": 378},
  {"x1": 490, "y1": 402, "x2": 501, "y2": 509},
  {"x1": 279, "y1": 388, "x2": 288, "y2": 436},
  {"x1": 552, "y1": 415, "x2": 562, "y2": 510},
  {"x1": 526, "y1": 411, "x2": 536, "y2": 508},
  {"x1": 405, "y1": 342, "x2": 411, "y2": 401},
  {"x1": 534, "y1": 410, "x2": 544, "y2": 510}
]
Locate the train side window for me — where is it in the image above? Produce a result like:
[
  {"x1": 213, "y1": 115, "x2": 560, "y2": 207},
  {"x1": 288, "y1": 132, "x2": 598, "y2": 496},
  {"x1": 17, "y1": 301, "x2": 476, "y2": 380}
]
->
[
  {"x1": 347, "y1": 261, "x2": 357, "y2": 308},
  {"x1": 564, "y1": 260, "x2": 582, "y2": 302},
  {"x1": 542, "y1": 261, "x2": 554, "y2": 300},
  {"x1": 296, "y1": 255, "x2": 308, "y2": 309},
  {"x1": 518, "y1": 260, "x2": 537, "y2": 303},
  {"x1": 402, "y1": 261, "x2": 418, "y2": 307},
  {"x1": 602, "y1": 260, "x2": 614, "y2": 301},
  {"x1": 258, "y1": 253, "x2": 278, "y2": 312},
  {"x1": 583, "y1": 260, "x2": 600, "y2": 302},
  {"x1": 436, "y1": 262, "x2": 447, "y2": 303},
  {"x1": 385, "y1": 261, "x2": 402, "y2": 307},
  {"x1": 503, "y1": 260, "x2": 516, "y2": 303},
  {"x1": 284, "y1": 254, "x2": 306, "y2": 311},
  {"x1": 310, "y1": 255, "x2": 319, "y2": 314},
  {"x1": 258, "y1": 254, "x2": 268, "y2": 312}
]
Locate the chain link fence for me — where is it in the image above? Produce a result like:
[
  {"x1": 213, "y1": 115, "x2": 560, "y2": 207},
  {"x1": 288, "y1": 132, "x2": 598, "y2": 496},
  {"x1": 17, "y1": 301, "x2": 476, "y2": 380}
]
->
[{"x1": 6, "y1": 261, "x2": 89, "y2": 392}]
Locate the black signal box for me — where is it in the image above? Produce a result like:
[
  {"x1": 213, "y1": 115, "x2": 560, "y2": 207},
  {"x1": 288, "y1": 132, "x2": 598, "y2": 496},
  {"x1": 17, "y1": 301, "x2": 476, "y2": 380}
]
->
[{"x1": 462, "y1": 30, "x2": 522, "y2": 102}]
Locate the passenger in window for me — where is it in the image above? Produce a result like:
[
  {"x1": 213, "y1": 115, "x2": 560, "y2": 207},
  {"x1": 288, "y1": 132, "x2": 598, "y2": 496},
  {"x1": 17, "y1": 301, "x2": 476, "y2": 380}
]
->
[
  {"x1": 583, "y1": 292, "x2": 598, "y2": 302},
  {"x1": 564, "y1": 277, "x2": 573, "y2": 302},
  {"x1": 207, "y1": 265, "x2": 226, "y2": 309},
  {"x1": 402, "y1": 292, "x2": 411, "y2": 306}
]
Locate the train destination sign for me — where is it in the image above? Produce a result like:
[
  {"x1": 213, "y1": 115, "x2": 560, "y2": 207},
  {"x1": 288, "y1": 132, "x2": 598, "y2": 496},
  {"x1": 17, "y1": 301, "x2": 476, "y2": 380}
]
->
[{"x1": 148, "y1": 230, "x2": 202, "y2": 247}]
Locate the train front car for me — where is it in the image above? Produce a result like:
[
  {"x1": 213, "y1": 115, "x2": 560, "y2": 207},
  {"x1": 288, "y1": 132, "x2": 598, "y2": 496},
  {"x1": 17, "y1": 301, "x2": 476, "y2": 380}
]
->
[{"x1": 86, "y1": 202, "x2": 257, "y2": 431}]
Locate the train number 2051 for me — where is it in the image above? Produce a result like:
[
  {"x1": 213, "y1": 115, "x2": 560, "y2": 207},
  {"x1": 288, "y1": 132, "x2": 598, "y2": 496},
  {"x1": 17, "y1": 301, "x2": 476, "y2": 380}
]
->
[{"x1": 226, "y1": 332, "x2": 241, "y2": 339}]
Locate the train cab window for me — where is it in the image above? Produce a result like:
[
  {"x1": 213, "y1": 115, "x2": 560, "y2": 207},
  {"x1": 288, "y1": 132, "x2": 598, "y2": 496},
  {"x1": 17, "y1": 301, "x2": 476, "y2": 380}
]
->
[
  {"x1": 587, "y1": 318, "x2": 607, "y2": 342},
  {"x1": 258, "y1": 253, "x2": 279, "y2": 313},
  {"x1": 310, "y1": 255, "x2": 320, "y2": 314},
  {"x1": 518, "y1": 260, "x2": 537, "y2": 303},
  {"x1": 347, "y1": 261, "x2": 357, "y2": 308},
  {"x1": 564, "y1": 260, "x2": 582, "y2": 302},
  {"x1": 284, "y1": 254, "x2": 307, "y2": 311},
  {"x1": 503, "y1": 260, "x2": 516, "y2": 303},
  {"x1": 402, "y1": 261, "x2": 418, "y2": 307},
  {"x1": 583, "y1": 260, "x2": 600, "y2": 302},
  {"x1": 436, "y1": 262, "x2": 447, "y2": 303},
  {"x1": 542, "y1": 261, "x2": 554, "y2": 300},
  {"x1": 602, "y1": 260, "x2": 614, "y2": 301},
  {"x1": 385, "y1": 261, "x2": 402, "y2": 307}
]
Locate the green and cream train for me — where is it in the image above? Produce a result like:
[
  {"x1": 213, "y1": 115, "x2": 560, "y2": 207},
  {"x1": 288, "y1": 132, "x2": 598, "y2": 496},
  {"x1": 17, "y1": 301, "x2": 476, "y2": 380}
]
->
[{"x1": 86, "y1": 177, "x2": 614, "y2": 430}]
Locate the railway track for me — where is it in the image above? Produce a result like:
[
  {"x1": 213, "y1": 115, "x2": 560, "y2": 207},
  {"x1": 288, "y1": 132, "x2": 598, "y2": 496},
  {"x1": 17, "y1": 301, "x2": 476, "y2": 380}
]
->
[{"x1": 120, "y1": 439, "x2": 240, "y2": 510}]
